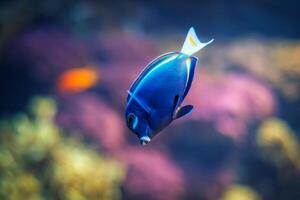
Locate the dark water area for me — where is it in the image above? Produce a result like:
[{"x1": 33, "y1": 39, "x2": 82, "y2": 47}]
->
[{"x1": 150, "y1": 0, "x2": 300, "y2": 39}]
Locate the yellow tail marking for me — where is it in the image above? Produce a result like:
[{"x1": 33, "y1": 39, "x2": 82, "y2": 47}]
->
[{"x1": 189, "y1": 35, "x2": 197, "y2": 47}]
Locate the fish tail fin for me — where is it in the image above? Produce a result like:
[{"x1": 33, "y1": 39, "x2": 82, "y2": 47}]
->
[{"x1": 180, "y1": 27, "x2": 214, "y2": 56}]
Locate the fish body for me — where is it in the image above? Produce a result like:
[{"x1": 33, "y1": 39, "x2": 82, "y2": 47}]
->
[{"x1": 125, "y1": 27, "x2": 213, "y2": 145}]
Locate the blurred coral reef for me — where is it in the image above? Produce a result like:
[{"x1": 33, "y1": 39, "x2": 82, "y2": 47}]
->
[
  {"x1": 186, "y1": 72, "x2": 275, "y2": 141},
  {"x1": 1, "y1": 0, "x2": 300, "y2": 200},
  {"x1": 0, "y1": 97, "x2": 124, "y2": 200},
  {"x1": 257, "y1": 118, "x2": 300, "y2": 172}
]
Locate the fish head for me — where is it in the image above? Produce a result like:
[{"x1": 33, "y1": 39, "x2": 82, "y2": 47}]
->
[{"x1": 125, "y1": 100, "x2": 153, "y2": 145}]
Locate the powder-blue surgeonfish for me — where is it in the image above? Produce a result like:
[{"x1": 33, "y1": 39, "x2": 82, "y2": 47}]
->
[{"x1": 125, "y1": 27, "x2": 213, "y2": 145}]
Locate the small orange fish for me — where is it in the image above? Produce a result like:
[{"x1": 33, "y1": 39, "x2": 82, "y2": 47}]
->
[{"x1": 57, "y1": 67, "x2": 99, "y2": 93}]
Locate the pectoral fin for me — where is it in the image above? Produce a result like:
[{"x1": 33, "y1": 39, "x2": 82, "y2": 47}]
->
[{"x1": 175, "y1": 105, "x2": 193, "y2": 119}]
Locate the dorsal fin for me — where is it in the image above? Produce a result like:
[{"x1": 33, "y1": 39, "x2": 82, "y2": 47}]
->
[{"x1": 180, "y1": 27, "x2": 214, "y2": 56}]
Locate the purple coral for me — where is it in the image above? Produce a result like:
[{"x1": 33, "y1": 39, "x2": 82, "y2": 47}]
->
[
  {"x1": 56, "y1": 93, "x2": 125, "y2": 152},
  {"x1": 185, "y1": 71, "x2": 276, "y2": 141},
  {"x1": 10, "y1": 27, "x2": 93, "y2": 80},
  {"x1": 120, "y1": 147, "x2": 184, "y2": 200},
  {"x1": 97, "y1": 32, "x2": 159, "y2": 102}
]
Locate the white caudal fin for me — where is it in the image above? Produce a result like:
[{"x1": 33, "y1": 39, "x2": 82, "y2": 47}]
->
[{"x1": 180, "y1": 27, "x2": 214, "y2": 56}]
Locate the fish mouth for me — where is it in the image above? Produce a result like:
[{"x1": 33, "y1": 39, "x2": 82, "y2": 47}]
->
[{"x1": 139, "y1": 136, "x2": 151, "y2": 145}]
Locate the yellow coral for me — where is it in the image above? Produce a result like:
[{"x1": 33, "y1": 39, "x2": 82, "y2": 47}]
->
[
  {"x1": 271, "y1": 42, "x2": 300, "y2": 76},
  {"x1": 221, "y1": 184, "x2": 262, "y2": 200},
  {"x1": 256, "y1": 118, "x2": 300, "y2": 170},
  {"x1": 29, "y1": 96, "x2": 57, "y2": 120},
  {"x1": 0, "y1": 96, "x2": 125, "y2": 200},
  {"x1": 12, "y1": 98, "x2": 61, "y2": 162},
  {"x1": 226, "y1": 41, "x2": 300, "y2": 100},
  {"x1": 0, "y1": 171, "x2": 43, "y2": 200},
  {"x1": 51, "y1": 138, "x2": 125, "y2": 200}
]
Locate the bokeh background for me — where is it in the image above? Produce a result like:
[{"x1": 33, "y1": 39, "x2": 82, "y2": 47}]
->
[{"x1": 1, "y1": 0, "x2": 300, "y2": 200}]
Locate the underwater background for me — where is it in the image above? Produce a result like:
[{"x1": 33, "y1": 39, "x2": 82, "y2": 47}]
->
[{"x1": 1, "y1": 0, "x2": 300, "y2": 199}]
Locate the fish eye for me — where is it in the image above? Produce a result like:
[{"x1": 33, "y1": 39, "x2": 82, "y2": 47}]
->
[{"x1": 127, "y1": 113, "x2": 138, "y2": 129}]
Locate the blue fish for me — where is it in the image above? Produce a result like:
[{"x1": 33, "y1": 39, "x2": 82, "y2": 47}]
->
[{"x1": 125, "y1": 27, "x2": 213, "y2": 145}]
